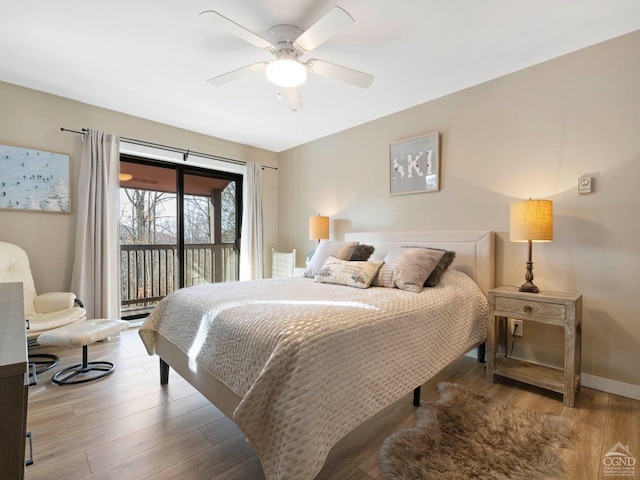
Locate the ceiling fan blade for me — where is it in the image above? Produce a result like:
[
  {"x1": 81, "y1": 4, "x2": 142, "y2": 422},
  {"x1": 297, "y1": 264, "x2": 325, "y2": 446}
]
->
[
  {"x1": 207, "y1": 62, "x2": 268, "y2": 86},
  {"x1": 307, "y1": 59, "x2": 374, "y2": 89},
  {"x1": 200, "y1": 10, "x2": 274, "y2": 50},
  {"x1": 286, "y1": 87, "x2": 303, "y2": 111},
  {"x1": 293, "y1": 6, "x2": 354, "y2": 53}
]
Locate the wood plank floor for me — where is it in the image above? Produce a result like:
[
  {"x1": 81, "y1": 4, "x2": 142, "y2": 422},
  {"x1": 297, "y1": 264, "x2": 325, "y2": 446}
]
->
[{"x1": 25, "y1": 328, "x2": 639, "y2": 480}]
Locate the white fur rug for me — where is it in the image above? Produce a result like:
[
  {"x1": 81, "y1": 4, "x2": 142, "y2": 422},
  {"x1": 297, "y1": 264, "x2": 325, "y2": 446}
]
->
[{"x1": 379, "y1": 383, "x2": 573, "y2": 480}]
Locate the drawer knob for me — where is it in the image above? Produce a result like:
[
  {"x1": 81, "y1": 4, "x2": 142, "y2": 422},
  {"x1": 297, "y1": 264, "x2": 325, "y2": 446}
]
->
[{"x1": 523, "y1": 305, "x2": 533, "y2": 314}]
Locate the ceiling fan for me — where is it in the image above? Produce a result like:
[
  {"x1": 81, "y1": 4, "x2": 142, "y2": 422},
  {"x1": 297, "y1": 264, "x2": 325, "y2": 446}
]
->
[{"x1": 200, "y1": 5, "x2": 374, "y2": 111}]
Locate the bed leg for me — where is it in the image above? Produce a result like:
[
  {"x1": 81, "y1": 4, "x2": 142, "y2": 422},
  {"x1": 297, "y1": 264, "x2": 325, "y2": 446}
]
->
[
  {"x1": 413, "y1": 386, "x2": 421, "y2": 406},
  {"x1": 477, "y1": 342, "x2": 486, "y2": 363},
  {"x1": 160, "y1": 358, "x2": 169, "y2": 384}
]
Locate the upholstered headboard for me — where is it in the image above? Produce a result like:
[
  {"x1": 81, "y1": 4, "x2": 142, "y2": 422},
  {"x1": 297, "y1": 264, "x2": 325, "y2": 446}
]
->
[{"x1": 344, "y1": 231, "x2": 495, "y2": 296}]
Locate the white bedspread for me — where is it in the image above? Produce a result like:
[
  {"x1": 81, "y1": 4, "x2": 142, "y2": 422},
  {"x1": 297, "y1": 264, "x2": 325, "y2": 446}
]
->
[{"x1": 139, "y1": 269, "x2": 488, "y2": 480}]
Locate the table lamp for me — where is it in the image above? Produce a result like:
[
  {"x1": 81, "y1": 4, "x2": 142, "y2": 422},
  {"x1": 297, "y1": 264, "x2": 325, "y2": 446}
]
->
[
  {"x1": 307, "y1": 215, "x2": 329, "y2": 262},
  {"x1": 510, "y1": 199, "x2": 553, "y2": 293}
]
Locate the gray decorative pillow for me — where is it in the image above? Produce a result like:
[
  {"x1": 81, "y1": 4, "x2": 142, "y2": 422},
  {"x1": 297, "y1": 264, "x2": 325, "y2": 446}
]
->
[
  {"x1": 304, "y1": 240, "x2": 358, "y2": 278},
  {"x1": 314, "y1": 256, "x2": 384, "y2": 289},
  {"x1": 350, "y1": 244, "x2": 375, "y2": 261},
  {"x1": 424, "y1": 249, "x2": 456, "y2": 287},
  {"x1": 373, "y1": 248, "x2": 445, "y2": 293}
]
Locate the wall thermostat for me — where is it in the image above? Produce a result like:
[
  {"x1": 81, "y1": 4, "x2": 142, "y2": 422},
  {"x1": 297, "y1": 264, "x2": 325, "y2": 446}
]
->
[{"x1": 578, "y1": 176, "x2": 592, "y2": 194}]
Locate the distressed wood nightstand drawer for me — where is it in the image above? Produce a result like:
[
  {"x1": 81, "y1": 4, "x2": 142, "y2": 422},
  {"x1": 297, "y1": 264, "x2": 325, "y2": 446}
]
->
[{"x1": 494, "y1": 296, "x2": 565, "y2": 323}]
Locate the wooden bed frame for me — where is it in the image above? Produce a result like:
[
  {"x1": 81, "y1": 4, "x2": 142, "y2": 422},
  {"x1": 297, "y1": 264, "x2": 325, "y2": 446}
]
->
[{"x1": 154, "y1": 230, "x2": 494, "y2": 475}]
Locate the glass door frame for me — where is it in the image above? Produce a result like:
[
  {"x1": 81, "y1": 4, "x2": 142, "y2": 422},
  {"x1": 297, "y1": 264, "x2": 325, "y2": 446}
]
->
[{"x1": 119, "y1": 154, "x2": 243, "y2": 316}]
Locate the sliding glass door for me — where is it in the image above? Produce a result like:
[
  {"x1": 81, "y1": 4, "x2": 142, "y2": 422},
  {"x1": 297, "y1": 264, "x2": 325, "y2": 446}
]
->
[{"x1": 118, "y1": 155, "x2": 242, "y2": 318}]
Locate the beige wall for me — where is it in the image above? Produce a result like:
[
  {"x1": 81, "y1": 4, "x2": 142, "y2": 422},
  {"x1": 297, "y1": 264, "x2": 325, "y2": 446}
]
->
[
  {"x1": 278, "y1": 31, "x2": 640, "y2": 387},
  {"x1": 1, "y1": 31, "x2": 638, "y2": 388},
  {"x1": 0, "y1": 82, "x2": 278, "y2": 294}
]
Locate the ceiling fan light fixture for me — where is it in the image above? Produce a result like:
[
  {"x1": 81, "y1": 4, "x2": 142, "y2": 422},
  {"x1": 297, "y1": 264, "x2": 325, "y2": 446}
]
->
[{"x1": 266, "y1": 58, "x2": 307, "y2": 88}]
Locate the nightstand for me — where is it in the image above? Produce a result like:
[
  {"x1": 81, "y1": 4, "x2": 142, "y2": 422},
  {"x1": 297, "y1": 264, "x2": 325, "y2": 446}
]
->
[{"x1": 486, "y1": 286, "x2": 582, "y2": 407}]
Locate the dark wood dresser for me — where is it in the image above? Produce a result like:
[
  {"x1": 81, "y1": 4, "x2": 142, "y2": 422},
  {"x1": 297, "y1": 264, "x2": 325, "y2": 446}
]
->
[{"x1": 0, "y1": 282, "x2": 28, "y2": 480}]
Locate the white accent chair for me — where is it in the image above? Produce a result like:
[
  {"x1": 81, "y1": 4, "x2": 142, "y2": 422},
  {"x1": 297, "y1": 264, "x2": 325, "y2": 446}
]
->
[
  {"x1": 271, "y1": 248, "x2": 296, "y2": 278},
  {"x1": 0, "y1": 241, "x2": 86, "y2": 375}
]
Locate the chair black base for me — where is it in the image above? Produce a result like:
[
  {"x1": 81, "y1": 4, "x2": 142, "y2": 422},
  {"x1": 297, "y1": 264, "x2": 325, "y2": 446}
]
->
[
  {"x1": 28, "y1": 353, "x2": 60, "y2": 375},
  {"x1": 52, "y1": 345, "x2": 116, "y2": 385}
]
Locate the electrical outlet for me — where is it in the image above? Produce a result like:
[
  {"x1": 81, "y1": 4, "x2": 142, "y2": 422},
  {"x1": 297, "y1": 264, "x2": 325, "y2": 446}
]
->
[{"x1": 510, "y1": 319, "x2": 524, "y2": 337}]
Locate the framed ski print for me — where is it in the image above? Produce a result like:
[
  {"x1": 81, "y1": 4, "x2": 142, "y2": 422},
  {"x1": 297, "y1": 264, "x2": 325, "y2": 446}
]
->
[
  {"x1": 389, "y1": 132, "x2": 439, "y2": 195},
  {"x1": 0, "y1": 144, "x2": 71, "y2": 213}
]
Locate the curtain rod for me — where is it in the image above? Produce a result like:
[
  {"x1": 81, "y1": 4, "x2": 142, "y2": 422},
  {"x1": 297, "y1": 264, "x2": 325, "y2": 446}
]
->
[{"x1": 60, "y1": 127, "x2": 277, "y2": 171}]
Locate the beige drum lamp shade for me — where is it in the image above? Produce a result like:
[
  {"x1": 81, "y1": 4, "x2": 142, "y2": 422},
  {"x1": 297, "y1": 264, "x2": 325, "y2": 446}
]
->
[
  {"x1": 510, "y1": 200, "x2": 553, "y2": 242},
  {"x1": 309, "y1": 215, "x2": 330, "y2": 242}
]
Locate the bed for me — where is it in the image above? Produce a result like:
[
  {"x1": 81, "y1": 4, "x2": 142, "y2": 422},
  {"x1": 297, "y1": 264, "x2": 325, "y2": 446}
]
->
[{"x1": 139, "y1": 230, "x2": 494, "y2": 480}]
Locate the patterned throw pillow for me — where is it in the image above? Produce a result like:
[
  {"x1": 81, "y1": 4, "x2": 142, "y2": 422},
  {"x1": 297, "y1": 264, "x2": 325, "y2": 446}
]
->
[
  {"x1": 314, "y1": 256, "x2": 384, "y2": 289},
  {"x1": 373, "y1": 248, "x2": 445, "y2": 293},
  {"x1": 304, "y1": 240, "x2": 359, "y2": 278}
]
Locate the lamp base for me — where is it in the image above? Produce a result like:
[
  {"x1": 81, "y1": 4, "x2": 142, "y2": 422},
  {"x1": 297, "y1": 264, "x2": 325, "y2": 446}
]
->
[
  {"x1": 306, "y1": 249, "x2": 316, "y2": 265},
  {"x1": 518, "y1": 280, "x2": 539, "y2": 293},
  {"x1": 519, "y1": 259, "x2": 539, "y2": 293}
]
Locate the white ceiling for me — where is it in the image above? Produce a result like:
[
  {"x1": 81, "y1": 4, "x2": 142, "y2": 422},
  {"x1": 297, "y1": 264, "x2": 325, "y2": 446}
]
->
[{"x1": 2, "y1": 1, "x2": 639, "y2": 153}]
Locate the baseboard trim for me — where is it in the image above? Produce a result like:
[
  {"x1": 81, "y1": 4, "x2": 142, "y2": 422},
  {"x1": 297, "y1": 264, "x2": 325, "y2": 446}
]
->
[
  {"x1": 581, "y1": 373, "x2": 640, "y2": 401},
  {"x1": 465, "y1": 350, "x2": 479, "y2": 360},
  {"x1": 466, "y1": 348, "x2": 640, "y2": 400}
]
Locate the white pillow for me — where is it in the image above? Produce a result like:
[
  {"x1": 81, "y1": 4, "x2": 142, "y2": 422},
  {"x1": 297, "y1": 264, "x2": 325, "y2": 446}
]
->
[{"x1": 303, "y1": 240, "x2": 358, "y2": 278}]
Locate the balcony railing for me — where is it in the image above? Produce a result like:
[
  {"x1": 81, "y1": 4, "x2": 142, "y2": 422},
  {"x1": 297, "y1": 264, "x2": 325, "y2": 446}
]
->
[{"x1": 120, "y1": 243, "x2": 238, "y2": 315}]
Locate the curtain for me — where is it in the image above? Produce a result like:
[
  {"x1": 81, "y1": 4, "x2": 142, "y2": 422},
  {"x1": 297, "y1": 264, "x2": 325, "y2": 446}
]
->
[
  {"x1": 71, "y1": 129, "x2": 121, "y2": 319},
  {"x1": 239, "y1": 162, "x2": 264, "y2": 280}
]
